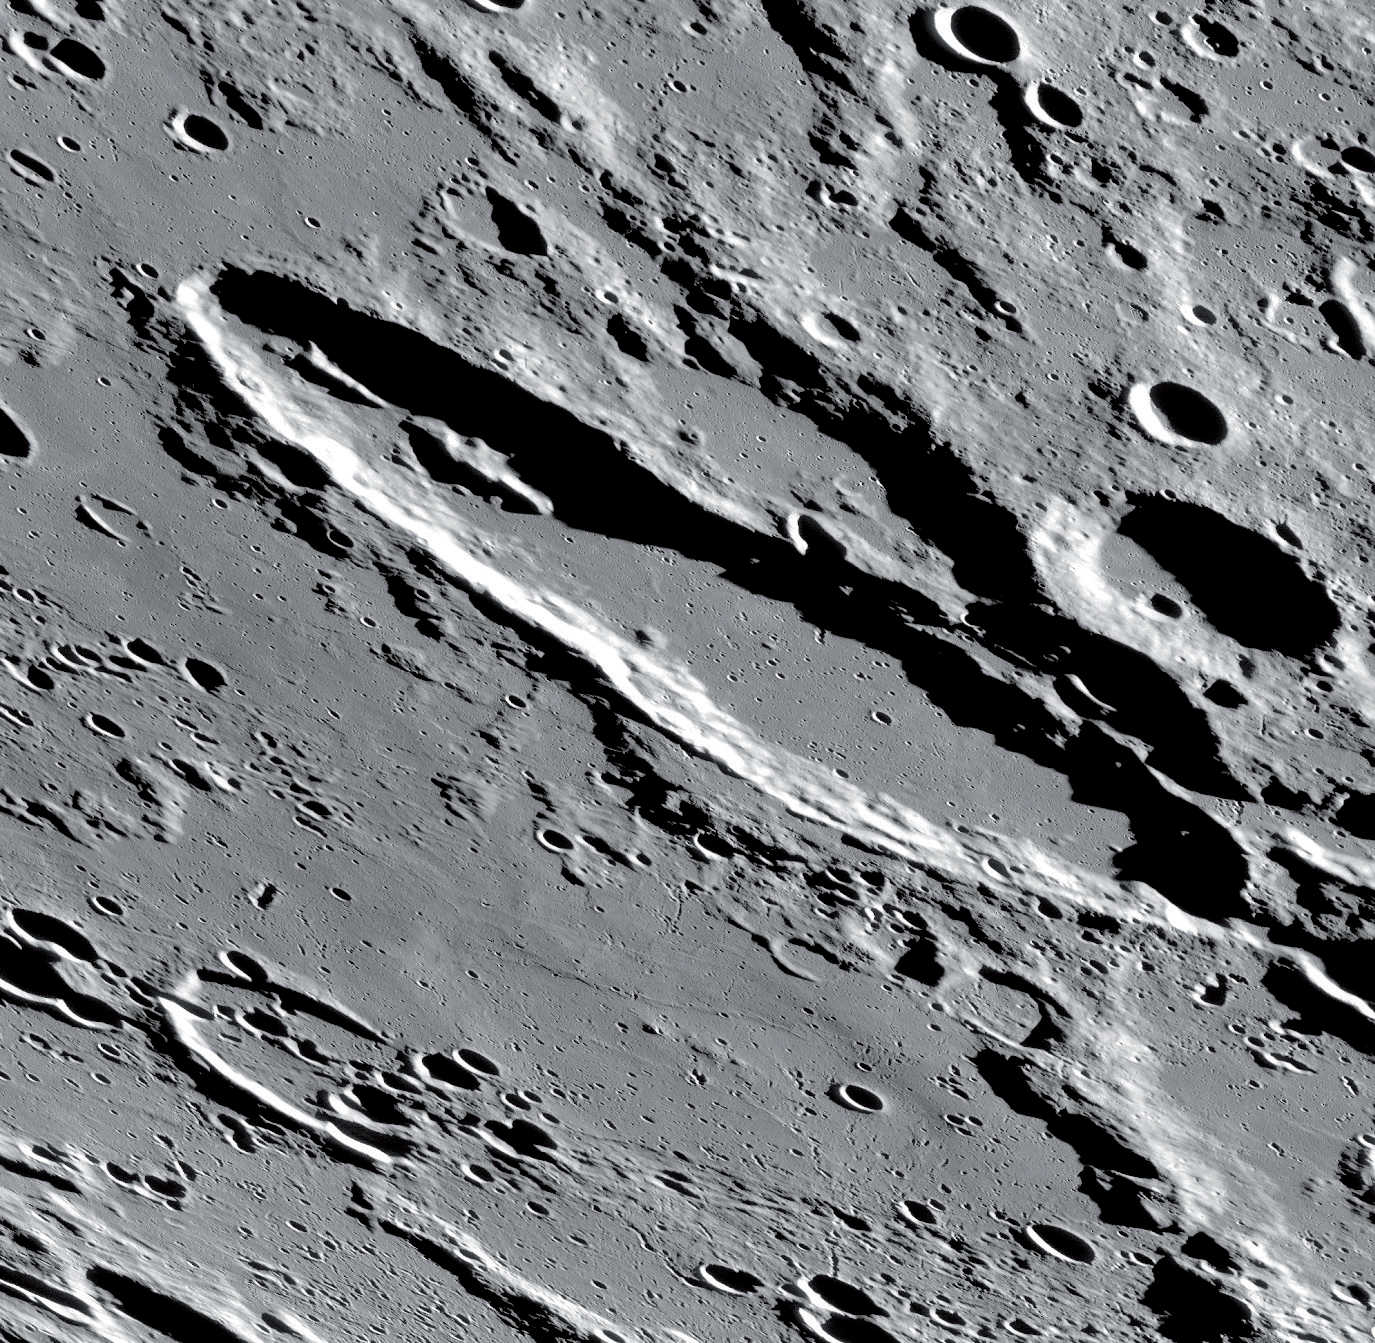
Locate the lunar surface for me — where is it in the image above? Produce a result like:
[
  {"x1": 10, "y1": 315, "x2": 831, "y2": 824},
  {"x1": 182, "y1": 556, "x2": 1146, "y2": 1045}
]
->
[{"x1": 0, "y1": 0, "x2": 1372, "y2": 1339}]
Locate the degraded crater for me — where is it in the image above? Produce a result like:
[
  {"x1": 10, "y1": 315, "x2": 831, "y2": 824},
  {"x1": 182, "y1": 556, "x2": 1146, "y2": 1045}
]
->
[{"x1": 1116, "y1": 496, "x2": 1340, "y2": 656}]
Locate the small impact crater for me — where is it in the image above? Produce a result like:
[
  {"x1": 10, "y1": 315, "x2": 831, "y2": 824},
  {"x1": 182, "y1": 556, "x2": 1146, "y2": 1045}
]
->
[
  {"x1": 697, "y1": 1264, "x2": 761, "y2": 1294},
  {"x1": 1026, "y1": 81, "x2": 1083, "y2": 128},
  {"x1": 181, "y1": 657, "x2": 227, "y2": 692},
  {"x1": 1022, "y1": 1223, "x2": 1097, "y2": 1264},
  {"x1": 805, "y1": 1274, "x2": 884, "y2": 1315},
  {"x1": 1129, "y1": 380, "x2": 1228, "y2": 446},
  {"x1": 8, "y1": 149, "x2": 55, "y2": 184},
  {"x1": 485, "y1": 188, "x2": 548, "y2": 256},
  {"x1": 933, "y1": 5, "x2": 1023, "y2": 64},
  {"x1": 0, "y1": 404, "x2": 33, "y2": 459},
  {"x1": 829, "y1": 1081, "x2": 886, "y2": 1112},
  {"x1": 169, "y1": 110, "x2": 231, "y2": 153},
  {"x1": 47, "y1": 38, "x2": 105, "y2": 81}
]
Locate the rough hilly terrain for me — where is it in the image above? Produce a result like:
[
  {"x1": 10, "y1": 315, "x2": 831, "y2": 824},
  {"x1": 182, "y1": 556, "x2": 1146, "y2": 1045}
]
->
[{"x1": 0, "y1": 0, "x2": 1371, "y2": 1339}]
